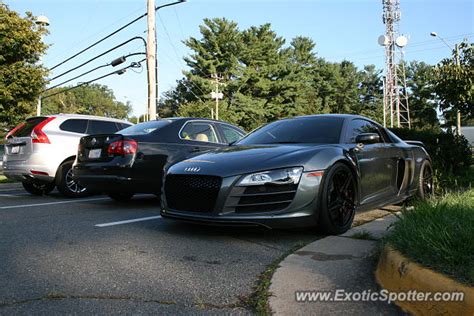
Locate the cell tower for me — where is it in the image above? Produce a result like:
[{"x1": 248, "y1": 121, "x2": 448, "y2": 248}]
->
[{"x1": 378, "y1": 0, "x2": 411, "y2": 128}]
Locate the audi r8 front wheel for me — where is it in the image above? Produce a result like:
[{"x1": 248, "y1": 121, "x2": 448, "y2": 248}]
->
[{"x1": 318, "y1": 163, "x2": 356, "y2": 235}]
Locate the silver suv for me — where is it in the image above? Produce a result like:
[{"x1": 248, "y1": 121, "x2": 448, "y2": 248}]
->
[{"x1": 2, "y1": 114, "x2": 132, "y2": 197}]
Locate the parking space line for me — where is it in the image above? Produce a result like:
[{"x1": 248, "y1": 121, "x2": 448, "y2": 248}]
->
[
  {"x1": 0, "y1": 197, "x2": 110, "y2": 209},
  {"x1": 0, "y1": 193, "x2": 31, "y2": 197},
  {"x1": 95, "y1": 215, "x2": 162, "y2": 227},
  {"x1": 0, "y1": 188, "x2": 25, "y2": 192}
]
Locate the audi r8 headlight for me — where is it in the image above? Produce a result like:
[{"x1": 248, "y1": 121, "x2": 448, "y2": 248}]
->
[{"x1": 237, "y1": 167, "x2": 303, "y2": 186}]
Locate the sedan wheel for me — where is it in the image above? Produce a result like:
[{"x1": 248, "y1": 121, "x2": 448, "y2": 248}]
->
[
  {"x1": 107, "y1": 192, "x2": 134, "y2": 202},
  {"x1": 318, "y1": 163, "x2": 357, "y2": 235},
  {"x1": 22, "y1": 181, "x2": 55, "y2": 196}
]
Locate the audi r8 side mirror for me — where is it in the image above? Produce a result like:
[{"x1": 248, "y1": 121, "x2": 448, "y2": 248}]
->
[{"x1": 355, "y1": 133, "x2": 380, "y2": 144}]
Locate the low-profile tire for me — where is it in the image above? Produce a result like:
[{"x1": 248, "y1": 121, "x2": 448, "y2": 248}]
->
[
  {"x1": 22, "y1": 181, "x2": 55, "y2": 196},
  {"x1": 56, "y1": 160, "x2": 88, "y2": 198},
  {"x1": 107, "y1": 192, "x2": 134, "y2": 202},
  {"x1": 416, "y1": 160, "x2": 434, "y2": 200},
  {"x1": 317, "y1": 162, "x2": 357, "y2": 235}
]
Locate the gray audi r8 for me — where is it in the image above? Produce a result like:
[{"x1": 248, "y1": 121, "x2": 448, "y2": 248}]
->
[{"x1": 161, "y1": 114, "x2": 433, "y2": 234}]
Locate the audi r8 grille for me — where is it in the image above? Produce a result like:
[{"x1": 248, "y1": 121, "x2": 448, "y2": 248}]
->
[
  {"x1": 165, "y1": 174, "x2": 222, "y2": 212},
  {"x1": 234, "y1": 183, "x2": 298, "y2": 213}
]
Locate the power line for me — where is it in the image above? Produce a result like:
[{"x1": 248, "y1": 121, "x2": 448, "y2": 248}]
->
[
  {"x1": 44, "y1": 52, "x2": 146, "y2": 92},
  {"x1": 43, "y1": 59, "x2": 146, "y2": 99},
  {"x1": 49, "y1": 0, "x2": 185, "y2": 71},
  {"x1": 49, "y1": 36, "x2": 147, "y2": 81},
  {"x1": 46, "y1": 5, "x2": 146, "y2": 65},
  {"x1": 331, "y1": 32, "x2": 473, "y2": 60},
  {"x1": 49, "y1": 15, "x2": 147, "y2": 71}
]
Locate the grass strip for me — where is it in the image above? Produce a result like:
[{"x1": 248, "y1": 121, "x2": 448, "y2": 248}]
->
[{"x1": 385, "y1": 189, "x2": 474, "y2": 286}]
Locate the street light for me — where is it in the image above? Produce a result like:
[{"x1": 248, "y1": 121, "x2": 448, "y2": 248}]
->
[
  {"x1": 430, "y1": 32, "x2": 454, "y2": 50},
  {"x1": 35, "y1": 15, "x2": 50, "y2": 27},
  {"x1": 35, "y1": 15, "x2": 49, "y2": 116},
  {"x1": 430, "y1": 31, "x2": 462, "y2": 136}
]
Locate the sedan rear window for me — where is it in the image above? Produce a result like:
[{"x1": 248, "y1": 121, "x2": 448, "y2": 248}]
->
[
  {"x1": 119, "y1": 120, "x2": 172, "y2": 135},
  {"x1": 237, "y1": 117, "x2": 344, "y2": 145}
]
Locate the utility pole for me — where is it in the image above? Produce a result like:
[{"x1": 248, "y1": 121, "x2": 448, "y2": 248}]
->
[
  {"x1": 210, "y1": 74, "x2": 223, "y2": 120},
  {"x1": 146, "y1": 0, "x2": 157, "y2": 121},
  {"x1": 430, "y1": 32, "x2": 462, "y2": 136},
  {"x1": 35, "y1": 15, "x2": 50, "y2": 116},
  {"x1": 455, "y1": 43, "x2": 462, "y2": 136}
]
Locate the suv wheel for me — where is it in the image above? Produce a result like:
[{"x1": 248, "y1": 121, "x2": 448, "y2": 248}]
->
[
  {"x1": 22, "y1": 181, "x2": 55, "y2": 196},
  {"x1": 56, "y1": 161, "x2": 88, "y2": 198}
]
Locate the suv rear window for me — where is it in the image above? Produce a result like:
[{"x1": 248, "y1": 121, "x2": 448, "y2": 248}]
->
[
  {"x1": 59, "y1": 119, "x2": 88, "y2": 134},
  {"x1": 9, "y1": 117, "x2": 48, "y2": 137}
]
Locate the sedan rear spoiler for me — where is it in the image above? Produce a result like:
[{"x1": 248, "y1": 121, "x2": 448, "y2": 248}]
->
[{"x1": 405, "y1": 140, "x2": 425, "y2": 148}]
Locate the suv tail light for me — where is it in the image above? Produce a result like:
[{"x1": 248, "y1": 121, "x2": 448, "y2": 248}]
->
[
  {"x1": 107, "y1": 139, "x2": 138, "y2": 155},
  {"x1": 5, "y1": 122, "x2": 26, "y2": 139},
  {"x1": 31, "y1": 117, "x2": 56, "y2": 144}
]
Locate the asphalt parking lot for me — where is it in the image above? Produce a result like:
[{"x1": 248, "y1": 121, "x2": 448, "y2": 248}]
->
[{"x1": 0, "y1": 182, "x2": 320, "y2": 314}]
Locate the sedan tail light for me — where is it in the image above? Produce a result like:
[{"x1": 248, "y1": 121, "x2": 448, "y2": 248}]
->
[
  {"x1": 107, "y1": 139, "x2": 138, "y2": 155},
  {"x1": 31, "y1": 117, "x2": 56, "y2": 144}
]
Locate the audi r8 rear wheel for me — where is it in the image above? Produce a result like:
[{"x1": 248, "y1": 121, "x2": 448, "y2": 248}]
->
[
  {"x1": 416, "y1": 160, "x2": 434, "y2": 200},
  {"x1": 318, "y1": 163, "x2": 356, "y2": 235}
]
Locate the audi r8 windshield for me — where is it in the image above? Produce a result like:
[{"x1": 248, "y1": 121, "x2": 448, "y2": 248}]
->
[{"x1": 237, "y1": 116, "x2": 344, "y2": 145}]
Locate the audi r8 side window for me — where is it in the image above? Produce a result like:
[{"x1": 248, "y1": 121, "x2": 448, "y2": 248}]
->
[{"x1": 347, "y1": 119, "x2": 383, "y2": 143}]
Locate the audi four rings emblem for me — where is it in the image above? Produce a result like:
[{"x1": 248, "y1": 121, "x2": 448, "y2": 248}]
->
[{"x1": 184, "y1": 167, "x2": 201, "y2": 172}]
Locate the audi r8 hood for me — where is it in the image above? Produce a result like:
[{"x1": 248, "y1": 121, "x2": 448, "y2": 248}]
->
[{"x1": 168, "y1": 144, "x2": 339, "y2": 177}]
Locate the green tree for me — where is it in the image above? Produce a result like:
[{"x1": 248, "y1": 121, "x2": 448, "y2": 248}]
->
[
  {"x1": 405, "y1": 61, "x2": 439, "y2": 130},
  {"x1": 42, "y1": 84, "x2": 131, "y2": 119},
  {"x1": 356, "y1": 64, "x2": 383, "y2": 122},
  {"x1": 434, "y1": 40, "x2": 474, "y2": 123},
  {"x1": 160, "y1": 18, "x2": 390, "y2": 131},
  {"x1": 0, "y1": 5, "x2": 48, "y2": 127}
]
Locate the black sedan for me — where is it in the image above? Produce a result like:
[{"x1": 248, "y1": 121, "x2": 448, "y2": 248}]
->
[
  {"x1": 161, "y1": 114, "x2": 433, "y2": 234},
  {"x1": 73, "y1": 118, "x2": 245, "y2": 201}
]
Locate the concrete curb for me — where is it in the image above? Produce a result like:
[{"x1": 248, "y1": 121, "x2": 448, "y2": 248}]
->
[
  {"x1": 268, "y1": 212, "x2": 402, "y2": 315},
  {"x1": 375, "y1": 245, "x2": 474, "y2": 316}
]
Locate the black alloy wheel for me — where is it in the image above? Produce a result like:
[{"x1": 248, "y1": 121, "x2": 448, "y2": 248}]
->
[{"x1": 318, "y1": 163, "x2": 357, "y2": 235}]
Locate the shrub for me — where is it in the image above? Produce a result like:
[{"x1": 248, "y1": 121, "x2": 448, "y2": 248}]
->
[{"x1": 391, "y1": 128, "x2": 472, "y2": 189}]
